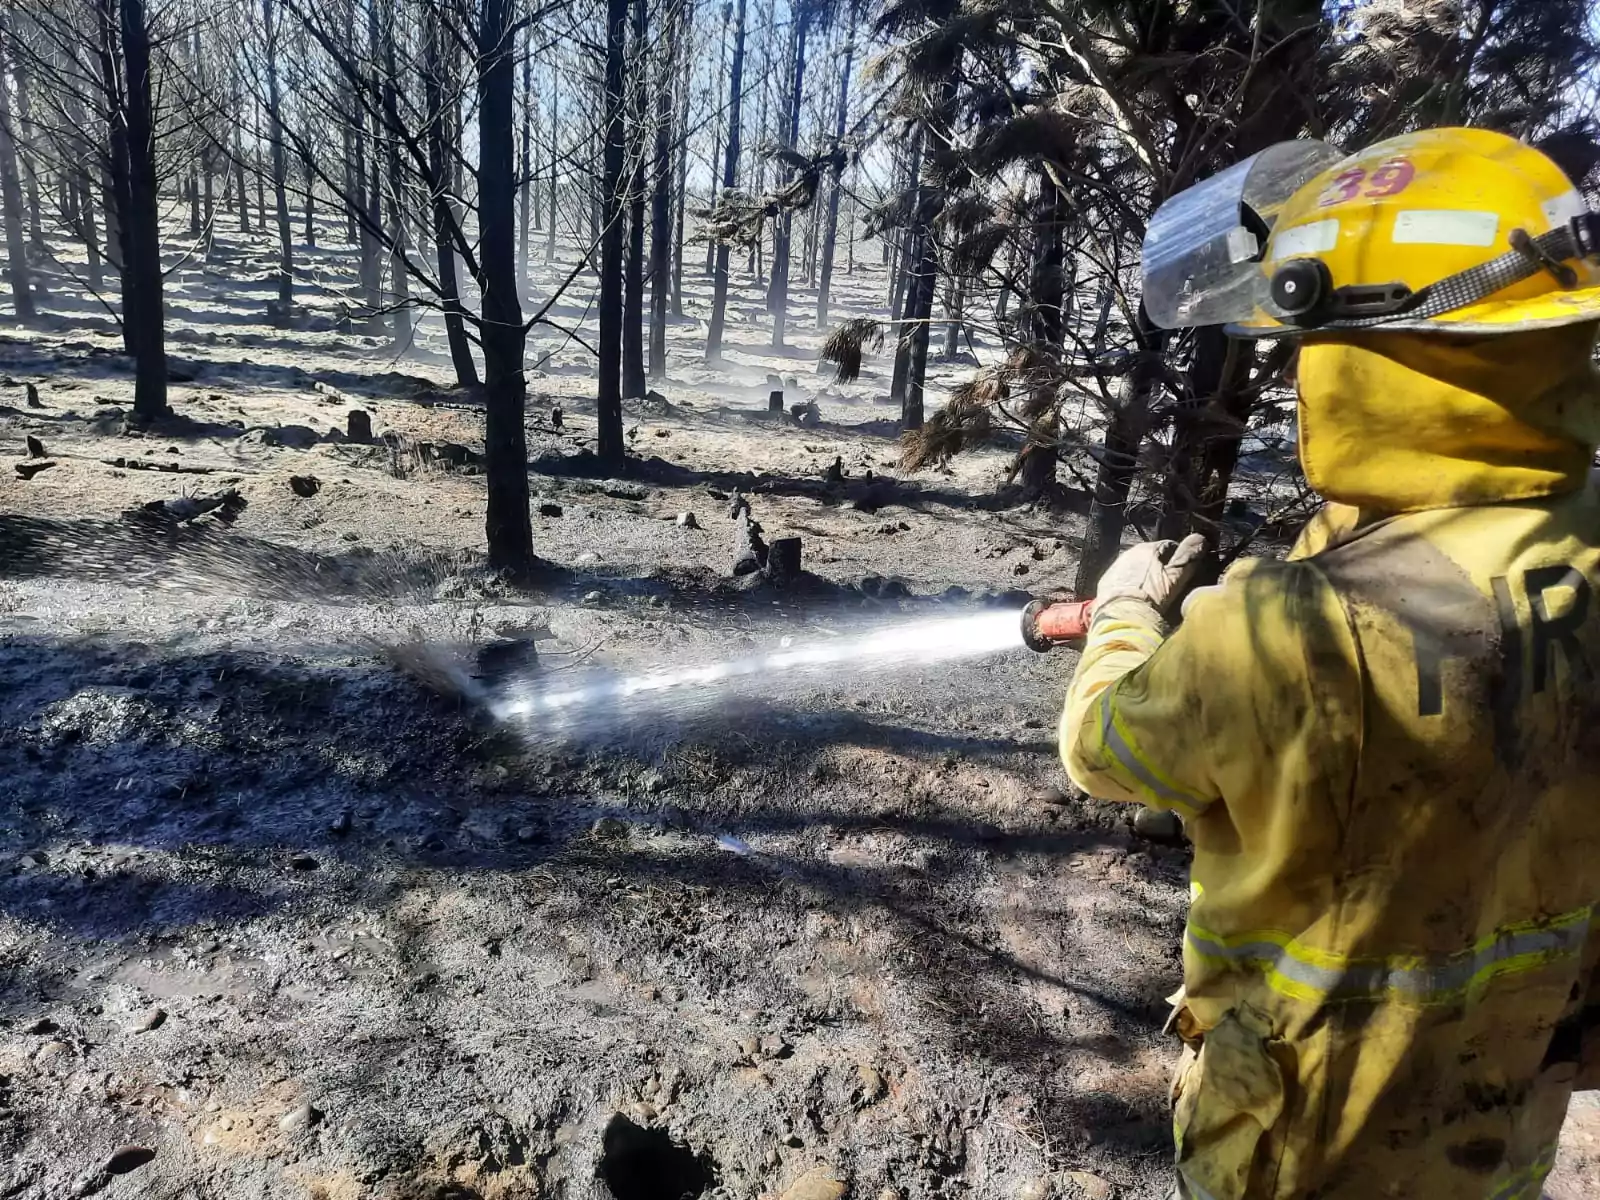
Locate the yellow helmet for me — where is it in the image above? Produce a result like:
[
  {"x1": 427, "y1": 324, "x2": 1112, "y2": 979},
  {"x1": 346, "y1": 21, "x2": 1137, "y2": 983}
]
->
[{"x1": 1141, "y1": 127, "x2": 1600, "y2": 337}]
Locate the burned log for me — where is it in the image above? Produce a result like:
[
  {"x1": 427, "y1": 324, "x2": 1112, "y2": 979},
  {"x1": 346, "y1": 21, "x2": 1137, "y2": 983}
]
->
[{"x1": 128, "y1": 487, "x2": 247, "y2": 525}]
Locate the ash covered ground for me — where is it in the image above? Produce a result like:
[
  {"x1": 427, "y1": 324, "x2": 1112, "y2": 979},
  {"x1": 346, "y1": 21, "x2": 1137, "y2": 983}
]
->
[{"x1": 0, "y1": 227, "x2": 1594, "y2": 1200}]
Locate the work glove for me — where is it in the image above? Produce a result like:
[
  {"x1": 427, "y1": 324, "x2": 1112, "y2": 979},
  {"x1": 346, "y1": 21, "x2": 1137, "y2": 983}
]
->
[{"x1": 1095, "y1": 533, "x2": 1209, "y2": 617}]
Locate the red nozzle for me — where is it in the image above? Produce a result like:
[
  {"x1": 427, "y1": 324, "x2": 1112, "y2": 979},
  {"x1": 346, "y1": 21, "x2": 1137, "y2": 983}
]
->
[{"x1": 1021, "y1": 598, "x2": 1097, "y2": 652}]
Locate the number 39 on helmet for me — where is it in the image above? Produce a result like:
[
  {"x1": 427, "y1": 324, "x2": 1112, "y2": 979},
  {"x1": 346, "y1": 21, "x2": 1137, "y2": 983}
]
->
[{"x1": 1141, "y1": 127, "x2": 1600, "y2": 337}]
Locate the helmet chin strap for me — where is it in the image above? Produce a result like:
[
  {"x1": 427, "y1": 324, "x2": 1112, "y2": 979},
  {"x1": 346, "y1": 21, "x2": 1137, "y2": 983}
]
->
[{"x1": 1268, "y1": 212, "x2": 1600, "y2": 332}]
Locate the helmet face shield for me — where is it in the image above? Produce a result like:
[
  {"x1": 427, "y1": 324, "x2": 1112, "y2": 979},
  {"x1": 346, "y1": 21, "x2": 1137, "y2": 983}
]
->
[{"x1": 1142, "y1": 140, "x2": 1346, "y2": 329}]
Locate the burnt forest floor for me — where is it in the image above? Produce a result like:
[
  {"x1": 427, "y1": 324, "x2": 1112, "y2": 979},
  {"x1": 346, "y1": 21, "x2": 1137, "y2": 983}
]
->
[{"x1": 0, "y1": 217, "x2": 1594, "y2": 1200}]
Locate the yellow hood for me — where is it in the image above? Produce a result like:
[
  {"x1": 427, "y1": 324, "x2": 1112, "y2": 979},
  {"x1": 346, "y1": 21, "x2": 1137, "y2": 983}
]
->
[{"x1": 1295, "y1": 323, "x2": 1600, "y2": 512}]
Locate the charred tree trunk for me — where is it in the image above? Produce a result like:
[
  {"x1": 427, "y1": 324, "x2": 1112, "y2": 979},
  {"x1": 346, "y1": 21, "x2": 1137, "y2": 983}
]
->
[
  {"x1": 264, "y1": 0, "x2": 293, "y2": 310},
  {"x1": 518, "y1": 24, "x2": 532, "y2": 292},
  {"x1": 11, "y1": 61, "x2": 41, "y2": 262},
  {"x1": 118, "y1": 0, "x2": 168, "y2": 420},
  {"x1": 379, "y1": 6, "x2": 410, "y2": 345},
  {"x1": 98, "y1": 10, "x2": 131, "y2": 348},
  {"x1": 899, "y1": 78, "x2": 957, "y2": 431},
  {"x1": 647, "y1": 7, "x2": 675, "y2": 380},
  {"x1": 597, "y1": 0, "x2": 629, "y2": 465},
  {"x1": 943, "y1": 278, "x2": 964, "y2": 357},
  {"x1": 544, "y1": 76, "x2": 558, "y2": 263},
  {"x1": 887, "y1": 132, "x2": 921, "y2": 316},
  {"x1": 82, "y1": 169, "x2": 103, "y2": 290},
  {"x1": 231, "y1": 76, "x2": 251, "y2": 233},
  {"x1": 887, "y1": 225, "x2": 920, "y2": 411},
  {"x1": 704, "y1": 0, "x2": 746, "y2": 363},
  {"x1": 704, "y1": 0, "x2": 730, "y2": 277},
  {"x1": 900, "y1": 231, "x2": 937, "y2": 431},
  {"x1": 1018, "y1": 177, "x2": 1065, "y2": 498},
  {"x1": 1073, "y1": 311, "x2": 1169, "y2": 596},
  {"x1": 1157, "y1": 330, "x2": 1256, "y2": 541},
  {"x1": 354, "y1": 8, "x2": 381, "y2": 329},
  {"x1": 749, "y1": 49, "x2": 767, "y2": 282},
  {"x1": 255, "y1": 128, "x2": 266, "y2": 225},
  {"x1": 477, "y1": 0, "x2": 533, "y2": 573},
  {"x1": 424, "y1": 7, "x2": 479, "y2": 388},
  {"x1": 1193, "y1": 344, "x2": 1267, "y2": 531},
  {"x1": 588, "y1": 97, "x2": 601, "y2": 262},
  {"x1": 302, "y1": 146, "x2": 315, "y2": 245},
  {"x1": 101, "y1": 165, "x2": 123, "y2": 280},
  {"x1": 621, "y1": 0, "x2": 648, "y2": 399},
  {"x1": 669, "y1": 11, "x2": 691, "y2": 317},
  {"x1": 886, "y1": 133, "x2": 925, "y2": 411},
  {"x1": 342, "y1": 124, "x2": 358, "y2": 244},
  {"x1": 846, "y1": 190, "x2": 854, "y2": 273},
  {"x1": 815, "y1": 21, "x2": 854, "y2": 329},
  {"x1": 202, "y1": 146, "x2": 215, "y2": 256},
  {"x1": 0, "y1": 16, "x2": 35, "y2": 319},
  {"x1": 768, "y1": 19, "x2": 807, "y2": 349}
]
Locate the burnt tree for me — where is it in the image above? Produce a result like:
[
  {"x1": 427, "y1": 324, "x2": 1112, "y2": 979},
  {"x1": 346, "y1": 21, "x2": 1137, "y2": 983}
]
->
[
  {"x1": 596, "y1": 0, "x2": 629, "y2": 464},
  {"x1": 477, "y1": 0, "x2": 533, "y2": 572},
  {"x1": 703, "y1": 0, "x2": 746, "y2": 363}
]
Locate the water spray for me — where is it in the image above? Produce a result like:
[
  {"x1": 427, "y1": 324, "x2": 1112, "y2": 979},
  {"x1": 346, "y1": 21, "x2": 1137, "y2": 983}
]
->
[{"x1": 470, "y1": 608, "x2": 1037, "y2": 738}]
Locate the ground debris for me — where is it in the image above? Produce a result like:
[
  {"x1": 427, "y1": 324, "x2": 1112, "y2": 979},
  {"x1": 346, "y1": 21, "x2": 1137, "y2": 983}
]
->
[
  {"x1": 1133, "y1": 807, "x2": 1185, "y2": 844},
  {"x1": 778, "y1": 1166, "x2": 847, "y2": 1200},
  {"x1": 105, "y1": 456, "x2": 217, "y2": 475},
  {"x1": 127, "y1": 486, "x2": 246, "y2": 525},
  {"x1": 1061, "y1": 1170, "x2": 1115, "y2": 1200},
  {"x1": 14, "y1": 460, "x2": 55, "y2": 479},
  {"x1": 125, "y1": 1007, "x2": 166, "y2": 1034},
  {"x1": 279, "y1": 1101, "x2": 322, "y2": 1131}
]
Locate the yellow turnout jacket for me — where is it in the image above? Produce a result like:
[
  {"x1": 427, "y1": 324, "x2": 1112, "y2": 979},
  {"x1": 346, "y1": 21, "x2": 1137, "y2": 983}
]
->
[{"x1": 1060, "y1": 324, "x2": 1600, "y2": 1199}]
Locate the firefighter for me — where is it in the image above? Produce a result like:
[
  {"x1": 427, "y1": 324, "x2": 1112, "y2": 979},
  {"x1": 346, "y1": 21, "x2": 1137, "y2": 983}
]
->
[{"x1": 1060, "y1": 126, "x2": 1600, "y2": 1199}]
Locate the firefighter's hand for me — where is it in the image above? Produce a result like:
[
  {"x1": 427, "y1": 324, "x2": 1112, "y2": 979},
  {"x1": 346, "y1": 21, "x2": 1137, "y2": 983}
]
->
[{"x1": 1095, "y1": 533, "x2": 1209, "y2": 614}]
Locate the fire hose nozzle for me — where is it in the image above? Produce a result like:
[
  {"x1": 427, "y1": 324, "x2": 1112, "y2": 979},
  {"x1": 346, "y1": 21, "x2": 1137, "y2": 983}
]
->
[{"x1": 1021, "y1": 597, "x2": 1097, "y2": 652}]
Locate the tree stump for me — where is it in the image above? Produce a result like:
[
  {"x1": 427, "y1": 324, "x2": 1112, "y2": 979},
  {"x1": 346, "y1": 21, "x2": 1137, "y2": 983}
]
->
[
  {"x1": 24, "y1": 382, "x2": 41, "y2": 408},
  {"x1": 347, "y1": 410, "x2": 373, "y2": 442},
  {"x1": 764, "y1": 537, "x2": 802, "y2": 584},
  {"x1": 24, "y1": 435, "x2": 45, "y2": 459},
  {"x1": 768, "y1": 389, "x2": 784, "y2": 417}
]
